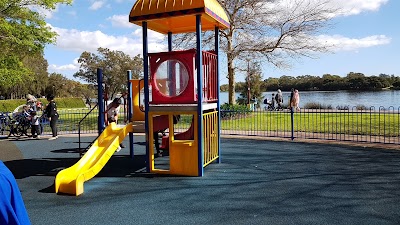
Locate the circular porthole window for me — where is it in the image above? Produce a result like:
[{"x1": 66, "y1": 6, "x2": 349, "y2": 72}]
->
[{"x1": 154, "y1": 59, "x2": 189, "y2": 97}]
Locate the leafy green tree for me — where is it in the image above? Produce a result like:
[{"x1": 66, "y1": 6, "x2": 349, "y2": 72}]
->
[
  {"x1": 74, "y1": 83, "x2": 96, "y2": 102},
  {"x1": 346, "y1": 72, "x2": 368, "y2": 90},
  {"x1": 237, "y1": 61, "x2": 263, "y2": 107},
  {"x1": 220, "y1": 84, "x2": 229, "y2": 92},
  {"x1": 46, "y1": 73, "x2": 68, "y2": 97},
  {"x1": 321, "y1": 74, "x2": 344, "y2": 90},
  {"x1": 295, "y1": 75, "x2": 323, "y2": 91},
  {"x1": 23, "y1": 53, "x2": 49, "y2": 97},
  {"x1": 278, "y1": 76, "x2": 296, "y2": 91},
  {"x1": 0, "y1": 0, "x2": 72, "y2": 92},
  {"x1": 74, "y1": 48, "x2": 143, "y2": 99},
  {"x1": 263, "y1": 77, "x2": 279, "y2": 91}
]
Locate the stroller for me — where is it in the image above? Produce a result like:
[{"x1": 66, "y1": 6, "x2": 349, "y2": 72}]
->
[{"x1": 263, "y1": 98, "x2": 275, "y2": 111}]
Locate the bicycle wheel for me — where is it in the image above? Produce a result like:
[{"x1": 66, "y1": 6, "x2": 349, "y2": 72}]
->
[
  {"x1": 21, "y1": 123, "x2": 32, "y2": 137},
  {"x1": 0, "y1": 120, "x2": 4, "y2": 135},
  {"x1": 3, "y1": 117, "x2": 12, "y2": 135},
  {"x1": 0, "y1": 115, "x2": 9, "y2": 135},
  {"x1": 12, "y1": 123, "x2": 23, "y2": 137}
]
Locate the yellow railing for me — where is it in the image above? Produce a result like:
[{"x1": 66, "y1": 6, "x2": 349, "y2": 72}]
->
[{"x1": 203, "y1": 111, "x2": 219, "y2": 166}]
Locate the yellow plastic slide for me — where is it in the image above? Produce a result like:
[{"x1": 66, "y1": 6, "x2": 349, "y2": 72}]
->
[{"x1": 55, "y1": 122, "x2": 133, "y2": 196}]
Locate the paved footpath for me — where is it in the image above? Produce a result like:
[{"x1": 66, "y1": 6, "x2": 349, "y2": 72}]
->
[{"x1": 1, "y1": 135, "x2": 400, "y2": 225}]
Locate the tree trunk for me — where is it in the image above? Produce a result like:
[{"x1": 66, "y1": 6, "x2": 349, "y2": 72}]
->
[{"x1": 227, "y1": 37, "x2": 236, "y2": 105}]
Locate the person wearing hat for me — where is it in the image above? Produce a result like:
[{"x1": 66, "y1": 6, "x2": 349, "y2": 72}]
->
[
  {"x1": 106, "y1": 98, "x2": 125, "y2": 150},
  {"x1": 45, "y1": 94, "x2": 59, "y2": 140}
]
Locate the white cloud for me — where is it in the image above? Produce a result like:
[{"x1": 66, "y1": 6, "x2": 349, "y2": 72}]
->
[
  {"x1": 331, "y1": 0, "x2": 389, "y2": 16},
  {"x1": 49, "y1": 24, "x2": 166, "y2": 56},
  {"x1": 315, "y1": 34, "x2": 391, "y2": 51},
  {"x1": 266, "y1": 0, "x2": 388, "y2": 18},
  {"x1": 48, "y1": 59, "x2": 80, "y2": 72},
  {"x1": 29, "y1": 5, "x2": 58, "y2": 19},
  {"x1": 107, "y1": 15, "x2": 133, "y2": 28},
  {"x1": 47, "y1": 24, "x2": 167, "y2": 75},
  {"x1": 89, "y1": 1, "x2": 106, "y2": 10}
]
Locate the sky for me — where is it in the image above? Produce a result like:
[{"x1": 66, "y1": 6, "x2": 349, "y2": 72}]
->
[{"x1": 43, "y1": 0, "x2": 399, "y2": 84}]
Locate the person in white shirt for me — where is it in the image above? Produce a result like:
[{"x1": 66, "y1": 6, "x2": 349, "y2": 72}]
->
[
  {"x1": 106, "y1": 98, "x2": 125, "y2": 150},
  {"x1": 29, "y1": 111, "x2": 40, "y2": 139},
  {"x1": 106, "y1": 98, "x2": 121, "y2": 124}
]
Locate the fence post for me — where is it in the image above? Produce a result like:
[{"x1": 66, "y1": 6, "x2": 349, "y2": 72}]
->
[
  {"x1": 291, "y1": 107, "x2": 294, "y2": 140},
  {"x1": 97, "y1": 68, "x2": 105, "y2": 135},
  {"x1": 127, "y1": 70, "x2": 134, "y2": 159}
]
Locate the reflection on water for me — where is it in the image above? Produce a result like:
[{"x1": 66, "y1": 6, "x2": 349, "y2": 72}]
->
[{"x1": 220, "y1": 90, "x2": 400, "y2": 108}]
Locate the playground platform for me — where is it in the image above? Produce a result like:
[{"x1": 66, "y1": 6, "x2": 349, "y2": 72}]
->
[{"x1": 1, "y1": 135, "x2": 400, "y2": 225}]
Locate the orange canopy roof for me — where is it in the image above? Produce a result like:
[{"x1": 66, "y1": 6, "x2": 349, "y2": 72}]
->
[{"x1": 129, "y1": 0, "x2": 230, "y2": 34}]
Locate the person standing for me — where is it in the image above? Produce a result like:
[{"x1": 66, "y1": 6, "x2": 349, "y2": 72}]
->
[
  {"x1": 86, "y1": 98, "x2": 92, "y2": 109},
  {"x1": 271, "y1": 93, "x2": 276, "y2": 110},
  {"x1": 26, "y1": 94, "x2": 37, "y2": 111},
  {"x1": 289, "y1": 88, "x2": 295, "y2": 110},
  {"x1": 275, "y1": 89, "x2": 283, "y2": 110},
  {"x1": 29, "y1": 111, "x2": 40, "y2": 139},
  {"x1": 106, "y1": 98, "x2": 125, "y2": 150},
  {"x1": 45, "y1": 94, "x2": 59, "y2": 140},
  {"x1": 293, "y1": 89, "x2": 300, "y2": 112}
]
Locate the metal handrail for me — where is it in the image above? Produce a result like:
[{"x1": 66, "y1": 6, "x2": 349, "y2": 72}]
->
[{"x1": 78, "y1": 103, "x2": 99, "y2": 156}]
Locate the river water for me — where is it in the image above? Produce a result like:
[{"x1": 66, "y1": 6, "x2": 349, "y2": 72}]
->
[{"x1": 220, "y1": 90, "x2": 400, "y2": 109}]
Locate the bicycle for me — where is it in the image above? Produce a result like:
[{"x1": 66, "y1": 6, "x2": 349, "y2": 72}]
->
[
  {"x1": 0, "y1": 112, "x2": 12, "y2": 135},
  {"x1": 8, "y1": 114, "x2": 32, "y2": 137}
]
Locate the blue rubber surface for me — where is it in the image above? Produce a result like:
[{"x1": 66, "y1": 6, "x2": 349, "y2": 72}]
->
[{"x1": 2, "y1": 136, "x2": 400, "y2": 225}]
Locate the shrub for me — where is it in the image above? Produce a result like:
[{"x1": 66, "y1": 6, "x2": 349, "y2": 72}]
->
[
  {"x1": 220, "y1": 103, "x2": 251, "y2": 119},
  {"x1": 304, "y1": 102, "x2": 333, "y2": 109},
  {"x1": 0, "y1": 97, "x2": 85, "y2": 112},
  {"x1": 336, "y1": 105, "x2": 350, "y2": 110},
  {"x1": 356, "y1": 104, "x2": 367, "y2": 110}
]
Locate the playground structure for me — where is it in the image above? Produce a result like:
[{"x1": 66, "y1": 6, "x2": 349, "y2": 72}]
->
[{"x1": 55, "y1": 0, "x2": 229, "y2": 195}]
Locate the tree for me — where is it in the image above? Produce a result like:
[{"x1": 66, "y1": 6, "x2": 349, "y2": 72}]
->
[
  {"x1": 46, "y1": 73, "x2": 68, "y2": 97},
  {"x1": 73, "y1": 48, "x2": 143, "y2": 99},
  {"x1": 237, "y1": 60, "x2": 263, "y2": 107},
  {"x1": 23, "y1": 53, "x2": 49, "y2": 97},
  {"x1": 174, "y1": 0, "x2": 338, "y2": 104},
  {"x1": 321, "y1": 74, "x2": 344, "y2": 90},
  {"x1": 278, "y1": 75, "x2": 296, "y2": 90},
  {"x1": 0, "y1": 0, "x2": 72, "y2": 91},
  {"x1": 263, "y1": 77, "x2": 279, "y2": 91},
  {"x1": 346, "y1": 72, "x2": 368, "y2": 90}
]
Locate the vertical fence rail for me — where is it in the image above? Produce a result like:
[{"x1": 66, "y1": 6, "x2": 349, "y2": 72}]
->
[
  {"x1": 219, "y1": 106, "x2": 400, "y2": 146},
  {"x1": 3, "y1": 106, "x2": 399, "y2": 147}
]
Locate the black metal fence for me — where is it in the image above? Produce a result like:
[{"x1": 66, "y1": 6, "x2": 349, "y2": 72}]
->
[
  {"x1": 2, "y1": 106, "x2": 399, "y2": 146},
  {"x1": 221, "y1": 106, "x2": 400, "y2": 145}
]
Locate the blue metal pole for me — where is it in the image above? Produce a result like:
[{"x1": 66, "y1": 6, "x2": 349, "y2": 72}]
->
[
  {"x1": 97, "y1": 68, "x2": 105, "y2": 135},
  {"x1": 142, "y1": 22, "x2": 150, "y2": 173},
  {"x1": 291, "y1": 107, "x2": 294, "y2": 140},
  {"x1": 196, "y1": 15, "x2": 204, "y2": 176},
  {"x1": 215, "y1": 26, "x2": 221, "y2": 163},
  {"x1": 168, "y1": 32, "x2": 172, "y2": 51},
  {"x1": 168, "y1": 32, "x2": 173, "y2": 96},
  {"x1": 127, "y1": 70, "x2": 134, "y2": 158}
]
